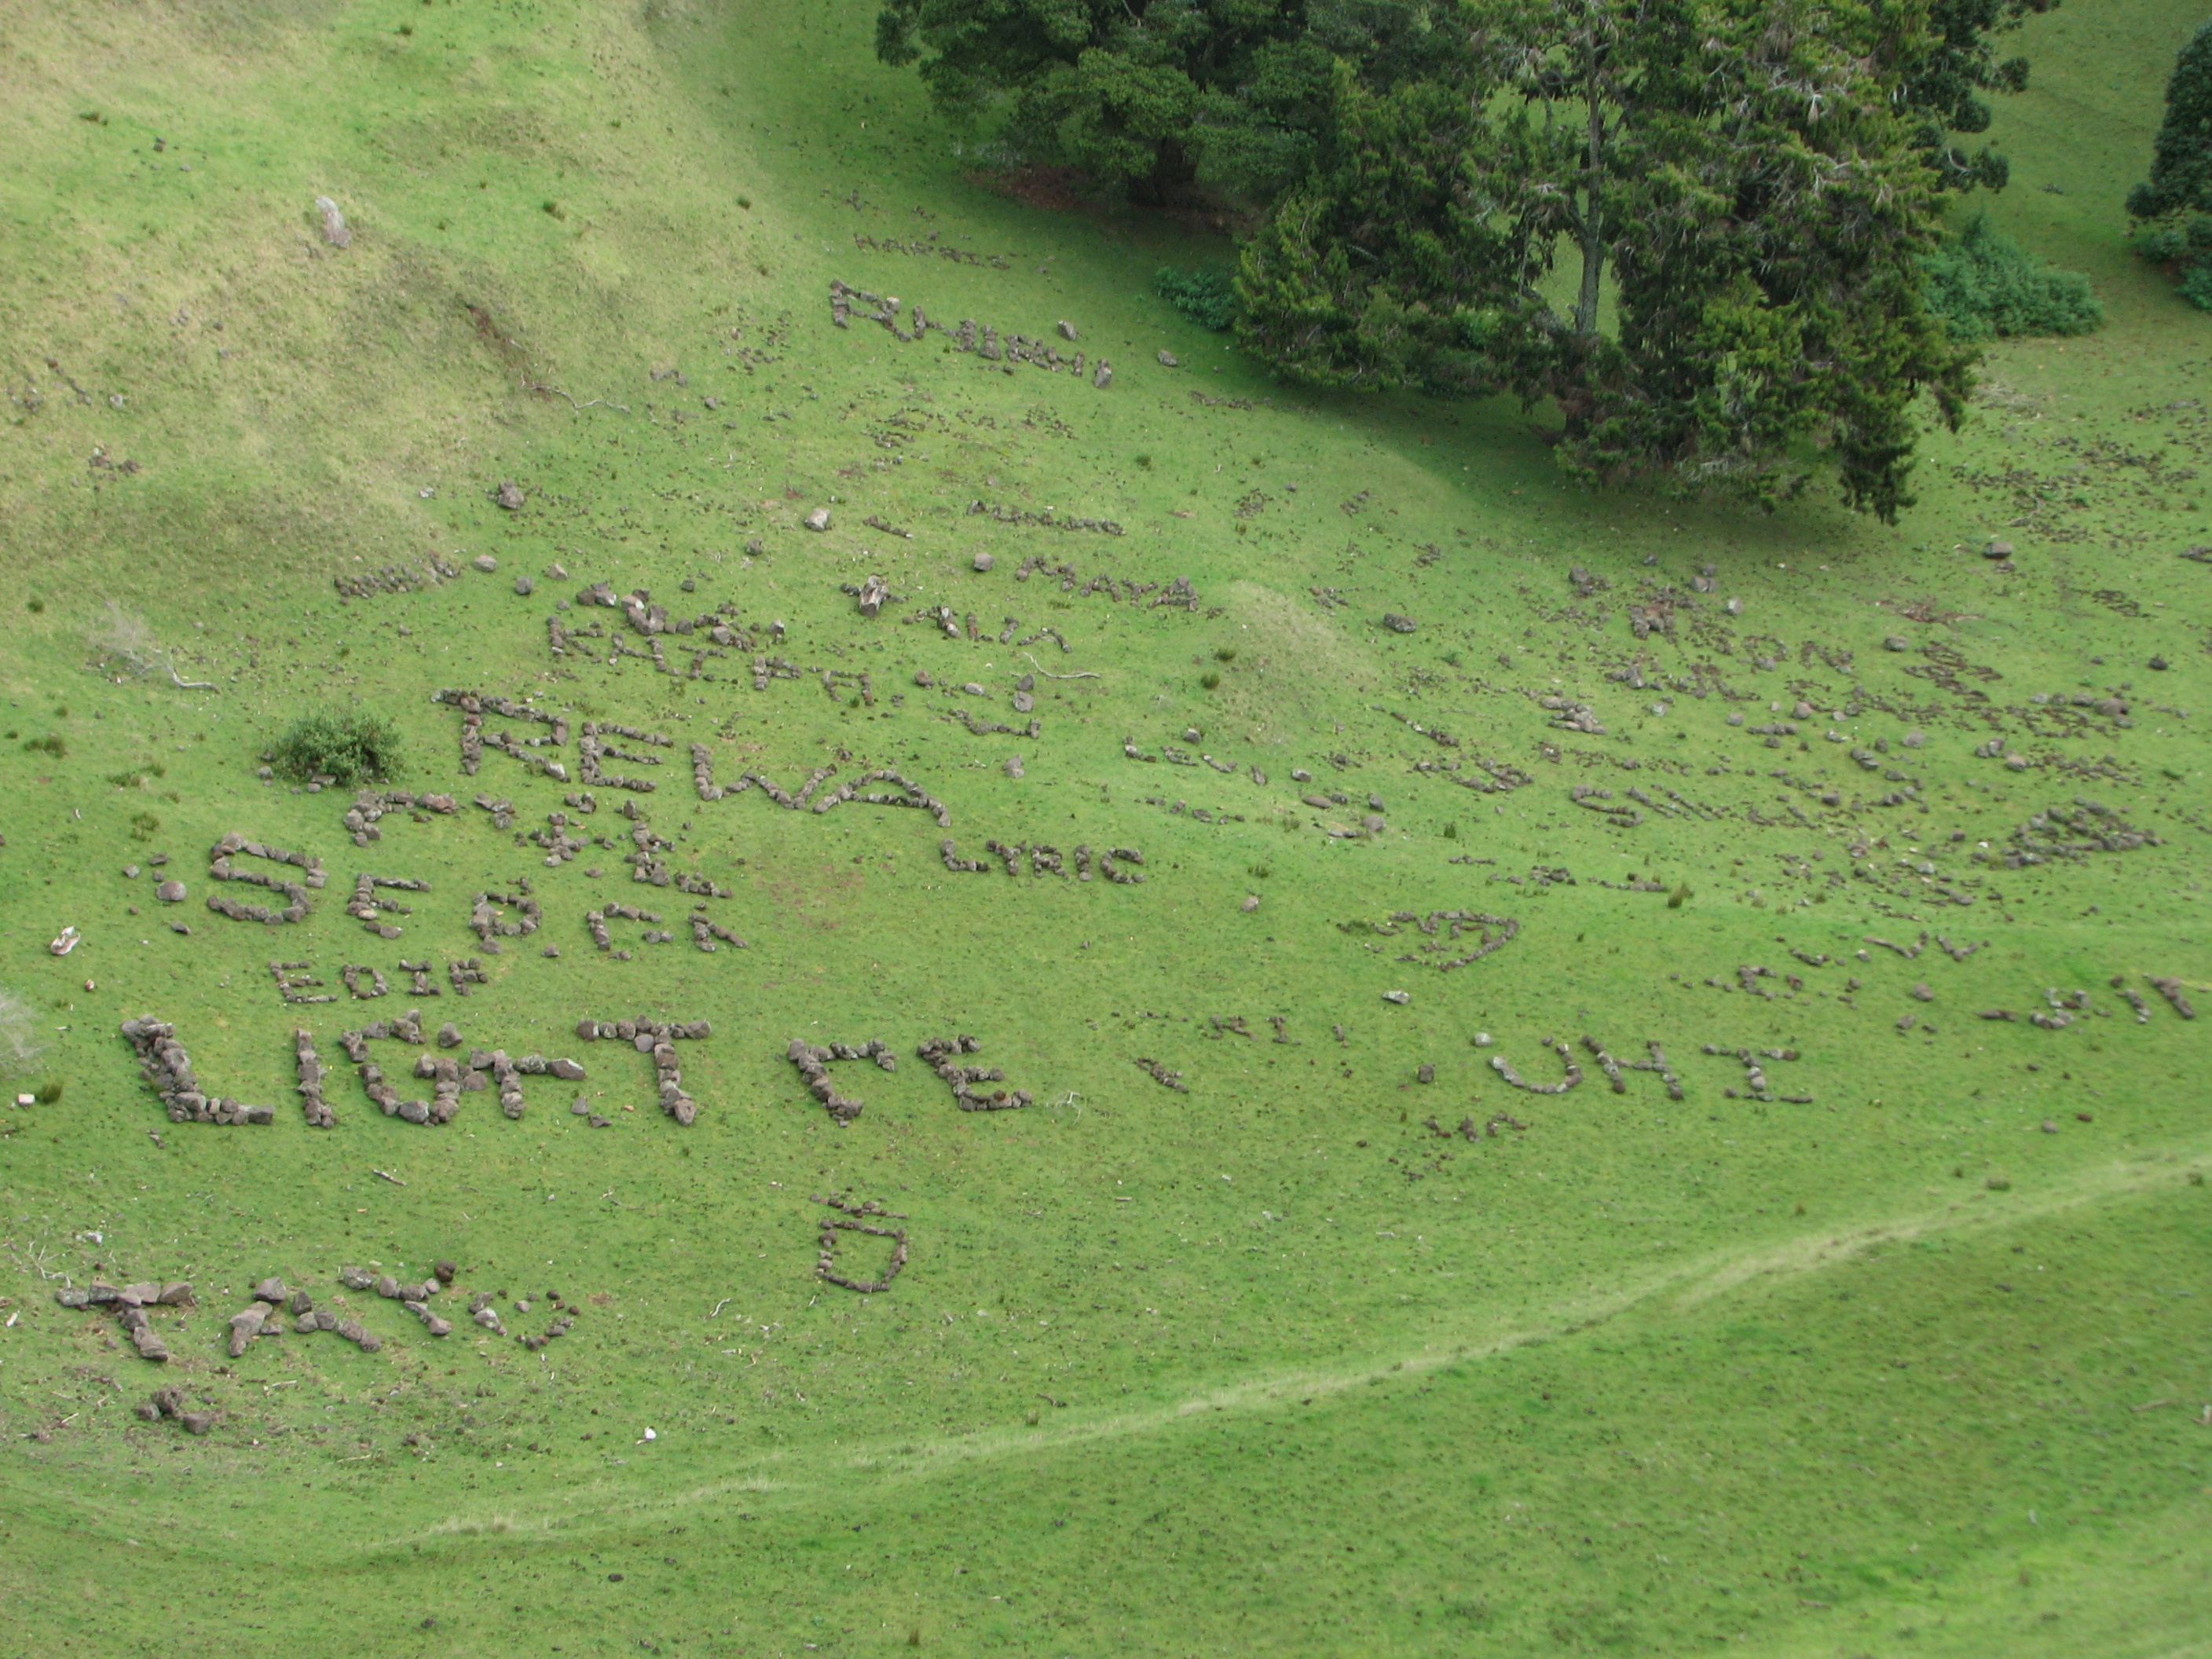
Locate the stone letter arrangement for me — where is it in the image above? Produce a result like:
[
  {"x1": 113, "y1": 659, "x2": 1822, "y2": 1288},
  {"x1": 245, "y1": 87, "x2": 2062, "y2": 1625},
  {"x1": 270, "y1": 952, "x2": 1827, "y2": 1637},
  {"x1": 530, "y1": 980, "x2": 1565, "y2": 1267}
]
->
[{"x1": 120, "y1": 1015, "x2": 275, "y2": 1125}]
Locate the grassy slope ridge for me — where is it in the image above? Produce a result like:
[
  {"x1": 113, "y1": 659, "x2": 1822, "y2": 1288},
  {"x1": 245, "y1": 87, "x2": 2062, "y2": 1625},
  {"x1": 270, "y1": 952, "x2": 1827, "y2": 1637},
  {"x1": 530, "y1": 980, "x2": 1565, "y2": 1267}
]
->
[{"x1": 0, "y1": 0, "x2": 2207, "y2": 1653}]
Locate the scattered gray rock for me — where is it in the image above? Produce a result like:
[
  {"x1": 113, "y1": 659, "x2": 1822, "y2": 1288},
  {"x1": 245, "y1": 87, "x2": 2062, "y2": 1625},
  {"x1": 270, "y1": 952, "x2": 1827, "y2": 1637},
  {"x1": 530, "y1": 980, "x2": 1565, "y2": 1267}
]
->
[
  {"x1": 1057, "y1": 320, "x2": 1078, "y2": 341},
  {"x1": 1382, "y1": 990, "x2": 1411, "y2": 1005},
  {"x1": 156, "y1": 879, "x2": 187, "y2": 903},
  {"x1": 315, "y1": 195, "x2": 350, "y2": 248},
  {"x1": 1984, "y1": 538, "x2": 2015, "y2": 559},
  {"x1": 1382, "y1": 613, "x2": 1417, "y2": 634},
  {"x1": 1240, "y1": 894, "x2": 1259, "y2": 912},
  {"x1": 1883, "y1": 635, "x2": 1910, "y2": 651},
  {"x1": 515, "y1": 575, "x2": 534, "y2": 596},
  {"x1": 473, "y1": 553, "x2": 498, "y2": 573},
  {"x1": 972, "y1": 551, "x2": 994, "y2": 573},
  {"x1": 495, "y1": 480, "x2": 525, "y2": 511},
  {"x1": 804, "y1": 507, "x2": 831, "y2": 532},
  {"x1": 1157, "y1": 349, "x2": 1179, "y2": 368}
]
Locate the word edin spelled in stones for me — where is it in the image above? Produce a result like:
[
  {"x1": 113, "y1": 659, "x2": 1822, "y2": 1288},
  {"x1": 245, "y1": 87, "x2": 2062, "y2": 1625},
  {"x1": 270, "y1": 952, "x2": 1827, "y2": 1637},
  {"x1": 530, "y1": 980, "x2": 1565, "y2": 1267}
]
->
[{"x1": 119, "y1": 1016, "x2": 274, "y2": 1125}]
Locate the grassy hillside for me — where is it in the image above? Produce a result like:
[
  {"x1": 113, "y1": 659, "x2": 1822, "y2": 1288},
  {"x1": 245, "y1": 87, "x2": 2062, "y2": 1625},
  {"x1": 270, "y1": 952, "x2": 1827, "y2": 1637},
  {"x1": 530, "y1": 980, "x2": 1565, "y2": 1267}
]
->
[{"x1": 0, "y1": 0, "x2": 2207, "y2": 1653}]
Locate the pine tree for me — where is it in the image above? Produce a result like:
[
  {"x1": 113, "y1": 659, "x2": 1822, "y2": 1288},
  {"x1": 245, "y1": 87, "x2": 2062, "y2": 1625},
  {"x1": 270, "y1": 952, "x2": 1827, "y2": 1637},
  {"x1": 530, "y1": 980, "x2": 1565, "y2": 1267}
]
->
[{"x1": 2130, "y1": 19, "x2": 2212, "y2": 222}]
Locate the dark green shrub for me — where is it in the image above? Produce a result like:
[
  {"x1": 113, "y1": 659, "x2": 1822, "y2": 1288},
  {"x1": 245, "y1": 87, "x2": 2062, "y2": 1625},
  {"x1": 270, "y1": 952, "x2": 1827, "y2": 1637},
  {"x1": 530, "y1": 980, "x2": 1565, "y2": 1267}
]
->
[
  {"x1": 33, "y1": 1080, "x2": 63, "y2": 1104},
  {"x1": 1921, "y1": 218, "x2": 2101, "y2": 342},
  {"x1": 271, "y1": 709, "x2": 403, "y2": 786},
  {"x1": 1155, "y1": 266, "x2": 1236, "y2": 331},
  {"x1": 129, "y1": 811, "x2": 160, "y2": 841},
  {"x1": 1199, "y1": 671, "x2": 1221, "y2": 690},
  {"x1": 21, "y1": 734, "x2": 64, "y2": 757}
]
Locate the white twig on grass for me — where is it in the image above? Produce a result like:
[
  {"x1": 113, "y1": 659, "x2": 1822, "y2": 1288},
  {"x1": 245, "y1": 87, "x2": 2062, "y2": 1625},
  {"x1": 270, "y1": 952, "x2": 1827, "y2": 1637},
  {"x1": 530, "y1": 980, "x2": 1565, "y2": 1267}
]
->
[
  {"x1": 1023, "y1": 651, "x2": 1100, "y2": 679},
  {"x1": 87, "y1": 602, "x2": 214, "y2": 690}
]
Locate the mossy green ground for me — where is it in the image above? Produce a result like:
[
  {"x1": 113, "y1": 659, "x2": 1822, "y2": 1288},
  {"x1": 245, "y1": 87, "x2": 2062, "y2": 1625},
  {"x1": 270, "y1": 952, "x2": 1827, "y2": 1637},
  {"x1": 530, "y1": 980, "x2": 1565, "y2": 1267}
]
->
[{"x1": 1, "y1": 1, "x2": 2208, "y2": 1653}]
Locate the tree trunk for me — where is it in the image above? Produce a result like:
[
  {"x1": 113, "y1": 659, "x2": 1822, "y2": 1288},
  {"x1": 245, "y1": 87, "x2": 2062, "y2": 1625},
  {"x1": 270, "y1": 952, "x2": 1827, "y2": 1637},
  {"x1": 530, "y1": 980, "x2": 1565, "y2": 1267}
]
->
[{"x1": 1573, "y1": 38, "x2": 1606, "y2": 337}]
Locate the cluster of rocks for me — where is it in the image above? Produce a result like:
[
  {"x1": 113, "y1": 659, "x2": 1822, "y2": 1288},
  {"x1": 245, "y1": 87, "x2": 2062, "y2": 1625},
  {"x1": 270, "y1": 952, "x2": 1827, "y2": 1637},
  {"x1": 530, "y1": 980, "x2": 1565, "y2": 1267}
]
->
[
  {"x1": 339, "y1": 1263, "x2": 456, "y2": 1338},
  {"x1": 1569, "y1": 784, "x2": 1643, "y2": 828},
  {"x1": 135, "y1": 1386, "x2": 215, "y2": 1435},
  {"x1": 2150, "y1": 976, "x2": 2197, "y2": 1018},
  {"x1": 229, "y1": 1273, "x2": 390, "y2": 1357},
  {"x1": 573, "y1": 582, "x2": 728, "y2": 641},
  {"x1": 1410, "y1": 756, "x2": 1533, "y2": 796},
  {"x1": 814, "y1": 1193, "x2": 910, "y2": 1295},
  {"x1": 449, "y1": 957, "x2": 489, "y2": 995},
  {"x1": 690, "y1": 912, "x2": 745, "y2": 951},
  {"x1": 841, "y1": 573, "x2": 895, "y2": 618},
  {"x1": 1997, "y1": 799, "x2": 2160, "y2": 867},
  {"x1": 1489, "y1": 1038, "x2": 1584, "y2": 1095},
  {"x1": 343, "y1": 789, "x2": 458, "y2": 845},
  {"x1": 751, "y1": 651, "x2": 804, "y2": 690},
  {"x1": 471, "y1": 1045, "x2": 585, "y2": 1122},
  {"x1": 577, "y1": 731, "x2": 657, "y2": 793},
  {"x1": 1702, "y1": 1044, "x2": 1810, "y2": 1103},
  {"x1": 507, "y1": 1290, "x2": 579, "y2": 1351},
  {"x1": 1540, "y1": 695, "x2": 1607, "y2": 736},
  {"x1": 1580, "y1": 1036, "x2": 1684, "y2": 1100},
  {"x1": 1983, "y1": 975, "x2": 2194, "y2": 1028},
  {"x1": 969, "y1": 502, "x2": 1127, "y2": 537},
  {"x1": 346, "y1": 873, "x2": 427, "y2": 938},
  {"x1": 1133, "y1": 1057, "x2": 1187, "y2": 1092},
  {"x1": 474, "y1": 793, "x2": 517, "y2": 830},
  {"x1": 55, "y1": 1278, "x2": 193, "y2": 1362},
  {"x1": 1363, "y1": 910, "x2": 1521, "y2": 972},
  {"x1": 690, "y1": 754, "x2": 950, "y2": 826},
  {"x1": 270, "y1": 959, "x2": 336, "y2": 1005},
  {"x1": 295, "y1": 1028, "x2": 335, "y2": 1127},
  {"x1": 332, "y1": 550, "x2": 460, "y2": 600},
  {"x1": 207, "y1": 833, "x2": 324, "y2": 925},
  {"x1": 120, "y1": 1015, "x2": 274, "y2": 1125},
  {"x1": 386, "y1": 958, "x2": 441, "y2": 997},
  {"x1": 470, "y1": 882, "x2": 542, "y2": 950},
  {"x1": 339, "y1": 1010, "x2": 466, "y2": 1126},
  {"x1": 848, "y1": 229, "x2": 1011, "y2": 269},
  {"x1": 937, "y1": 839, "x2": 1144, "y2": 882},
  {"x1": 434, "y1": 690, "x2": 569, "y2": 778},
  {"x1": 575, "y1": 1017, "x2": 708, "y2": 1126},
  {"x1": 917, "y1": 1035, "x2": 1031, "y2": 1112},
  {"x1": 786, "y1": 1038, "x2": 896, "y2": 1124},
  {"x1": 531, "y1": 808, "x2": 591, "y2": 867},
  {"x1": 829, "y1": 279, "x2": 1111, "y2": 386}
]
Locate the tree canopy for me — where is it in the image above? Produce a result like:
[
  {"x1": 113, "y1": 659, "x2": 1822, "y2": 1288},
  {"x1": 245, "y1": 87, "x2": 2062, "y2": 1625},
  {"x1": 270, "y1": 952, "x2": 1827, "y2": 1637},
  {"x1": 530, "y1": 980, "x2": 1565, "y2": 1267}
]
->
[
  {"x1": 2130, "y1": 17, "x2": 2212, "y2": 222},
  {"x1": 877, "y1": 0, "x2": 2044, "y2": 516}
]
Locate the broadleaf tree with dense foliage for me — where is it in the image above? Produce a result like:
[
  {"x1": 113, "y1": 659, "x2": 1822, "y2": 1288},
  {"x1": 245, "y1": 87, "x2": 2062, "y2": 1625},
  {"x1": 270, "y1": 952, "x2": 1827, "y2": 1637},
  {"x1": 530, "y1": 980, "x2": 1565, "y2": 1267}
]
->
[{"x1": 877, "y1": 0, "x2": 2031, "y2": 516}]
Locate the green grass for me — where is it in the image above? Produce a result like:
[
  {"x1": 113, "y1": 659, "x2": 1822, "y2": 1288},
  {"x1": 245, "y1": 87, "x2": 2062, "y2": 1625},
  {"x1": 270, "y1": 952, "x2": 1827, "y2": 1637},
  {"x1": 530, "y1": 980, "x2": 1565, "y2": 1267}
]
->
[{"x1": 0, "y1": 0, "x2": 2207, "y2": 1654}]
